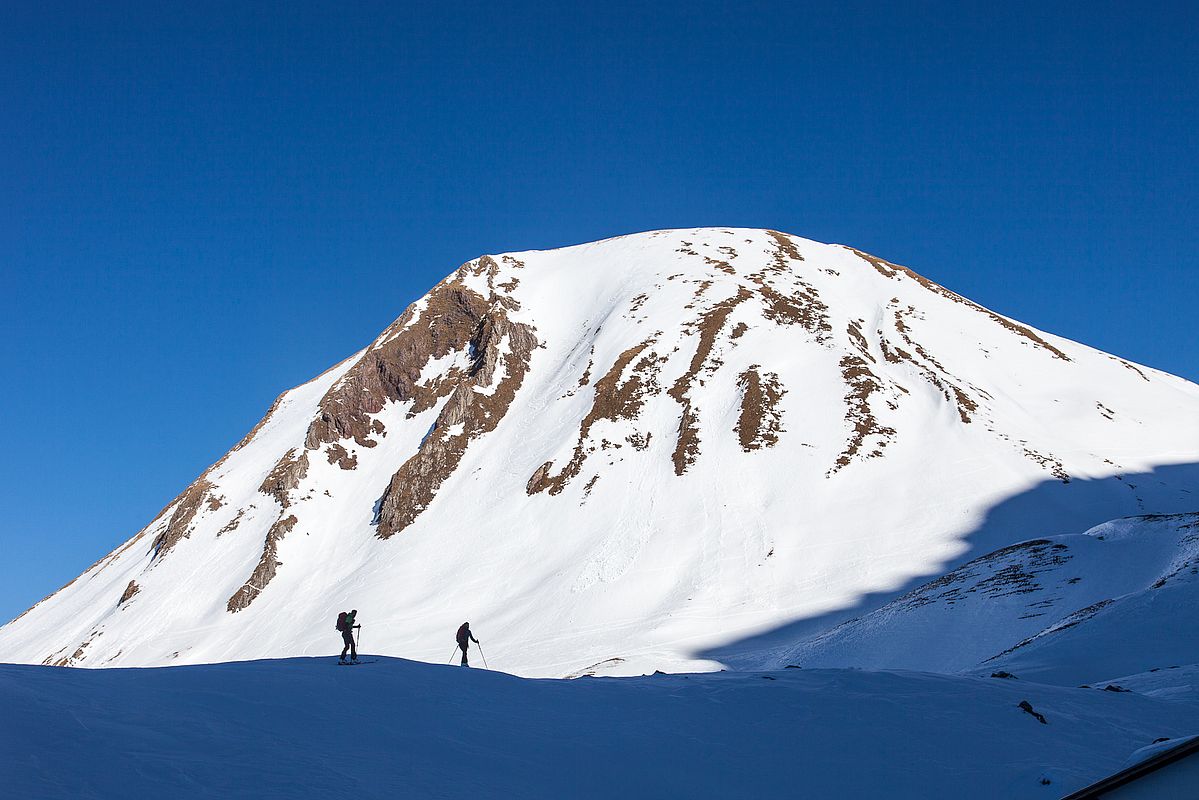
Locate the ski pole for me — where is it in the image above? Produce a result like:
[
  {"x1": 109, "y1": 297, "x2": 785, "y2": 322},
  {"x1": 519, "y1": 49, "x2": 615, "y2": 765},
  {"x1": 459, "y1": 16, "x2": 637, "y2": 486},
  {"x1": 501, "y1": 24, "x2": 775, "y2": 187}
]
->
[
  {"x1": 478, "y1": 642, "x2": 489, "y2": 670},
  {"x1": 448, "y1": 646, "x2": 459, "y2": 664},
  {"x1": 355, "y1": 625, "x2": 361, "y2": 653}
]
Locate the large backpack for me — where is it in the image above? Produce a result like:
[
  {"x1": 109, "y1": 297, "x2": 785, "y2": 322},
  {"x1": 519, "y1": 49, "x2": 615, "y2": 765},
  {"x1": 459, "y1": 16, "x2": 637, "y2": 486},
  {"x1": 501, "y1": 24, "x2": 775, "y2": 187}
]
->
[{"x1": 335, "y1": 611, "x2": 348, "y2": 632}]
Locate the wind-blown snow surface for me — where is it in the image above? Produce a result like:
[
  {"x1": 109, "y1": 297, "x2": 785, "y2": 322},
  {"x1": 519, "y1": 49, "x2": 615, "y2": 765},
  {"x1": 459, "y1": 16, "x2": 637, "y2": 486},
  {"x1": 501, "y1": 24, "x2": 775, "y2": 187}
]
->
[
  {"x1": 3, "y1": 657, "x2": 1197, "y2": 800},
  {"x1": 3, "y1": 228, "x2": 1199, "y2": 678},
  {"x1": 784, "y1": 513, "x2": 1199, "y2": 685}
]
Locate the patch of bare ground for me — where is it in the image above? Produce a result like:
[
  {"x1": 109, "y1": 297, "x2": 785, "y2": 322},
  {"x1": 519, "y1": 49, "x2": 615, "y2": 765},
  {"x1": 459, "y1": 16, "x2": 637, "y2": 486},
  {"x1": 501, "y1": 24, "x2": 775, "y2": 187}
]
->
[
  {"x1": 704, "y1": 256, "x2": 736, "y2": 275},
  {"x1": 326, "y1": 443, "x2": 358, "y2": 469},
  {"x1": 850, "y1": 248, "x2": 1071, "y2": 361},
  {"x1": 258, "y1": 448, "x2": 310, "y2": 508},
  {"x1": 764, "y1": 230, "x2": 804, "y2": 266},
  {"x1": 667, "y1": 288, "x2": 753, "y2": 475},
  {"x1": 888, "y1": 308, "x2": 979, "y2": 424},
  {"x1": 375, "y1": 308, "x2": 539, "y2": 536},
  {"x1": 1021, "y1": 444, "x2": 1071, "y2": 483},
  {"x1": 226, "y1": 514, "x2": 299, "y2": 612},
  {"x1": 528, "y1": 339, "x2": 663, "y2": 495},
  {"x1": 743, "y1": 232, "x2": 831, "y2": 343},
  {"x1": 626, "y1": 431, "x2": 652, "y2": 450},
  {"x1": 735, "y1": 367, "x2": 786, "y2": 451},
  {"x1": 830, "y1": 355, "x2": 898, "y2": 474},
  {"x1": 1110, "y1": 356, "x2": 1150, "y2": 382},
  {"x1": 118, "y1": 580, "x2": 139, "y2": 606},
  {"x1": 731, "y1": 322, "x2": 748, "y2": 339},
  {"x1": 846, "y1": 320, "x2": 875, "y2": 363}
]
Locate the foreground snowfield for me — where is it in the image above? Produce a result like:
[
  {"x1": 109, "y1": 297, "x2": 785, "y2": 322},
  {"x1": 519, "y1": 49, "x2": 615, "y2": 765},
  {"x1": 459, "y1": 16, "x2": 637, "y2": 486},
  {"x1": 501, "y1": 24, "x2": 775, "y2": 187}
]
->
[{"x1": 3, "y1": 656, "x2": 1196, "y2": 800}]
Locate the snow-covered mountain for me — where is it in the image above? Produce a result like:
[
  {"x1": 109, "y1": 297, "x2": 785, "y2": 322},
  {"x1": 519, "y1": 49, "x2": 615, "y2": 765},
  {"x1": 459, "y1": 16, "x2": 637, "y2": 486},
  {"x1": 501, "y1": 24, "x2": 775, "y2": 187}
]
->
[{"x1": 4, "y1": 228, "x2": 1199, "y2": 676}]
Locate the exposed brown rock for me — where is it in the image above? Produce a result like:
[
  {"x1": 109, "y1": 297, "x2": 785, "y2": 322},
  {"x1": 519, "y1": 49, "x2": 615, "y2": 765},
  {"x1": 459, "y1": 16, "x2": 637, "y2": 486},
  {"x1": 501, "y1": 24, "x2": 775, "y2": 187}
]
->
[
  {"x1": 326, "y1": 443, "x2": 358, "y2": 470},
  {"x1": 149, "y1": 478, "x2": 216, "y2": 560},
  {"x1": 375, "y1": 306, "x2": 538, "y2": 537},
  {"x1": 217, "y1": 508, "x2": 247, "y2": 536},
  {"x1": 757, "y1": 283, "x2": 831, "y2": 341},
  {"x1": 1021, "y1": 445, "x2": 1071, "y2": 483},
  {"x1": 703, "y1": 256, "x2": 736, "y2": 275},
  {"x1": 672, "y1": 400, "x2": 701, "y2": 475},
  {"x1": 526, "y1": 461, "x2": 554, "y2": 495},
  {"x1": 846, "y1": 320, "x2": 875, "y2": 363},
  {"x1": 736, "y1": 367, "x2": 786, "y2": 451},
  {"x1": 46, "y1": 631, "x2": 102, "y2": 666},
  {"x1": 765, "y1": 229, "x2": 805, "y2": 266},
  {"x1": 850, "y1": 248, "x2": 1071, "y2": 361},
  {"x1": 118, "y1": 580, "x2": 140, "y2": 606},
  {"x1": 258, "y1": 449, "x2": 310, "y2": 508},
  {"x1": 305, "y1": 279, "x2": 493, "y2": 450},
  {"x1": 885, "y1": 309, "x2": 978, "y2": 424},
  {"x1": 626, "y1": 431, "x2": 652, "y2": 451},
  {"x1": 666, "y1": 288, "x2": 753, "y2": 475},
  {"x1": 831, "y1": 355, "x2": 897, "y2": 474},
  {"x1": 226, "y1": 514, "x2": 298, "y2": 612},
  {"x1": 528, "y1": 339, "x2": 660, "y2": 495},
  {"x1": 747, "y1": 232, "x2": 831, "y2": 341},
  {"x1": 1111, "y1": 356, "x2": 1150, "y2": 382}
]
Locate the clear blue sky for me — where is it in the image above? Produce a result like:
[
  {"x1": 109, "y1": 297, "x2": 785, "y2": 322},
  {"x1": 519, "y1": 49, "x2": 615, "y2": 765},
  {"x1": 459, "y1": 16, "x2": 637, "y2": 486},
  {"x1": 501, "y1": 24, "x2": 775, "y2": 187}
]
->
[{"x1": 2, "y1": 1, "x2": 1196, "y2": 623}]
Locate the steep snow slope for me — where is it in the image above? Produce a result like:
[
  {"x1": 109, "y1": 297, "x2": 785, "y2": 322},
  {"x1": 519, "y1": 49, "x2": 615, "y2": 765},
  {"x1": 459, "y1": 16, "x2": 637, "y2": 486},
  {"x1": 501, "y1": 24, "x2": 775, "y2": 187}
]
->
[
  {"x1": 4, "y1": 658, "x2": 1197, "y2": 800},
  {"x1": 3, "y1": 228, "x2": 1199, "y2": 676},
  {"x1": 784, "y1": 513, "x2": 1199, "y2": 684}
]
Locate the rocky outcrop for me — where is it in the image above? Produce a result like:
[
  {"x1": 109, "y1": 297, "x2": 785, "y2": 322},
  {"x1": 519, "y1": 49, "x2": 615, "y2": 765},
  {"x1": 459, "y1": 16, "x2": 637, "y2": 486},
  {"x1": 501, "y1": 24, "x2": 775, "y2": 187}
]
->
[
  {"x1": 305, "y1": 281, "x2": 492, "y2": 451},
  {"x1": 149, "y1": 478, "x2": 216, "y2": 560},
  {"x1": 375, "y1": 307, "x2": 538, "y2": 537},
  {"x1": 118, "y1": 581, "x2": 140, "y2": 606},
  {"x1": 668, "y1": 288, "x2": 752, "y2": 475},
  {"x1": 226, "y1": 514, "x2": 298, "y2": 613},
  {"x1": 258, "y1": 449, "x2": 309, "y2": 508}
]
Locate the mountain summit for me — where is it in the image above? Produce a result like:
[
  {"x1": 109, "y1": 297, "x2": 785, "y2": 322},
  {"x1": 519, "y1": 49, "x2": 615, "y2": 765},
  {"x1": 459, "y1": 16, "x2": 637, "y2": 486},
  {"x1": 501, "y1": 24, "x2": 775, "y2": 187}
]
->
[{"x1": 5, "y1": 228, "x2": 1199, "y2": 676}]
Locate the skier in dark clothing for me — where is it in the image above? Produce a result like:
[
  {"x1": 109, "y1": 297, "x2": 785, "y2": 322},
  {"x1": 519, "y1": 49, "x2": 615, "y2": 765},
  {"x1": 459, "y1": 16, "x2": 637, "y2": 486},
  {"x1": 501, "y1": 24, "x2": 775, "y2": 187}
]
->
[
  {"x1": 338, "y1": 609, "x2": 359, "y2": 663},
  {"x1": 456, "y1": 622, "x2": 479, "y2": 667}
]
